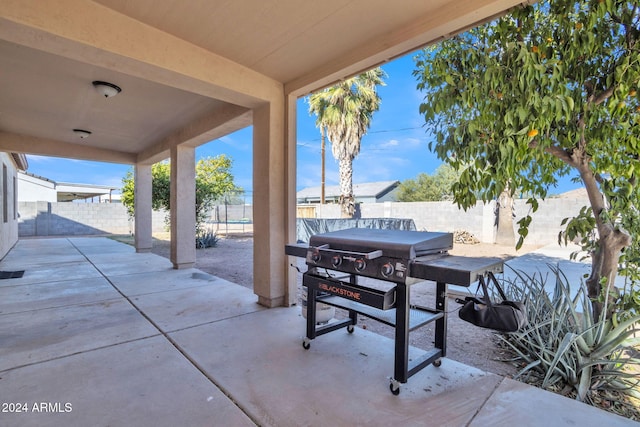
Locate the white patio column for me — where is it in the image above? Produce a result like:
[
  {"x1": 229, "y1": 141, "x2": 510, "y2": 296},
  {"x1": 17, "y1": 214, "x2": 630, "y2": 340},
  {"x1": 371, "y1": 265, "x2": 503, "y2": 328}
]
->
[
  {"x1": 170, "y1": 145, "x2": 196, "y2": 269},
  {"x1": 253, "y1": 100, "x2": 287, "y2": 307},
  {"x1": 134, "y1": 163, "x2": 153, "y2": 253}
]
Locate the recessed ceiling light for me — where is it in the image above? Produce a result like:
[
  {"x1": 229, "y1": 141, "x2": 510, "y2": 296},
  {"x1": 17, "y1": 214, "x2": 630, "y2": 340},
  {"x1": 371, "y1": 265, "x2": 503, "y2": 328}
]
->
[
  {"x1": 73, "y1": 129, "x2": 92, "y2": 139},
  {"x1": 92, "y1": 80, "x2": 122, "y2": 98}
]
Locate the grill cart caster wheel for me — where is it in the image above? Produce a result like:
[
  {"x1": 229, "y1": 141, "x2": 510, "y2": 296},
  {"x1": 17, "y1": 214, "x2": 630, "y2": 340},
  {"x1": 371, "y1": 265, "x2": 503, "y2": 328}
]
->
[
  {"x1": 433, "y1": 358, "x2": 442, "y2": 367},
  {"x1": 302, "y1": 338, "x2": 311, "y2": 350},
  {"x1": 389, "y1": 379, "x2": 400, "y2": 395},
  {"x1": 347, "y1": 325, "x2": 355, "y2": 333}
]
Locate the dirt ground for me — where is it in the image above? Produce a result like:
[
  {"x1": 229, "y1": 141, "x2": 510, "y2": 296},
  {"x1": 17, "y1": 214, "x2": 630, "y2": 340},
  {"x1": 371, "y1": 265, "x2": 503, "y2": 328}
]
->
[{"x1": 144, "y1": 232, "x2": 540, "y2": 378}]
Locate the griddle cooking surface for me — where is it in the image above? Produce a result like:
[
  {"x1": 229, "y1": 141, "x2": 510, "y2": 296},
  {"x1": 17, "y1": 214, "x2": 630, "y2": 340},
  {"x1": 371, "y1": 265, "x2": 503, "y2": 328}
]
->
[{"x1": 308, "y1": 228, "x2": 452, "y2": 259}]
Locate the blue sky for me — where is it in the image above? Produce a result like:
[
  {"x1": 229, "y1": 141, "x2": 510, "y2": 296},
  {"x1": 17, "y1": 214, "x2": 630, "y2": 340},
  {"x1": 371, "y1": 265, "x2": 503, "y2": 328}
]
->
[{"x1": 25, "y1": 51, "x2": 581, "y2": 197}]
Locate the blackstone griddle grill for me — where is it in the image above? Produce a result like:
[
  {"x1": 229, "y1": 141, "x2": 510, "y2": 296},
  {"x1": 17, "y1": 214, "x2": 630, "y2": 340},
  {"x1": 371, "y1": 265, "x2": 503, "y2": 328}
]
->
[{"x1": 286, "y1": 227, "x2": 504, "y2": 395}]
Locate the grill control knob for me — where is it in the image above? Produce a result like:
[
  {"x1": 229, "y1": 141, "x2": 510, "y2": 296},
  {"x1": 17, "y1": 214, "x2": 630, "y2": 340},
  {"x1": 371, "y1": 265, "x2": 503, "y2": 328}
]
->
[
  {"x1": 354, "y1": 258, "x2": 366, "y2": 272},
  {"x1": 310, "y1": 250, "x2": 321, "y2": 263},
  {"x1": 381, "y1": 262, "x2": 395, "y2": 277},
  {"x1": 331, "y1": 255, "x2": 342, "y2": 267}
]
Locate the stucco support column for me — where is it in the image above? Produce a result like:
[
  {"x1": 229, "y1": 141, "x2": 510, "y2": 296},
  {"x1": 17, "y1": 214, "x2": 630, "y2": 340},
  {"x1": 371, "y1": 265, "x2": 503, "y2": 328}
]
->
[
  {"x1": 285, "y1": 94, "x2": 298, "y2": 306},
  {"x1": 170, "y1": 145, "x2": 196, "y2": 269},
  {"x1": 134, "y1": 163, "x2": 152, "y2": 253},
  {"x1": 253, "y1": 99, "x2": 286, "y2": 307}
]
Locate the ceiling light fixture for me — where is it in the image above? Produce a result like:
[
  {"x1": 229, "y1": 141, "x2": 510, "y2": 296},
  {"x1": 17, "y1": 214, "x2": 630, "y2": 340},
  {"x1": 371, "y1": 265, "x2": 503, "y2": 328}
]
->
[
  {"x1": 73, "y1": 129, "x2": 92, "y2": 139},
  {"x1": 92, "y1": 80, "x2": 122, "y2": 98}
]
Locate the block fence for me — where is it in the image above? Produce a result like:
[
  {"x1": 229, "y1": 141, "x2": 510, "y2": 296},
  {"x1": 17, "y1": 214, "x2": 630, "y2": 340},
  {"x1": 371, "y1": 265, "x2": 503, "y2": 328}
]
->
[
  {"x1": 18, "y1": 201, "x2": 167, "y2": 237},
  {"x1": 18, "y1": 196, "x2": 589, "y2": 245},
  {"x1": 309, "y1": 196, "x2": 589, "y2": 246}
]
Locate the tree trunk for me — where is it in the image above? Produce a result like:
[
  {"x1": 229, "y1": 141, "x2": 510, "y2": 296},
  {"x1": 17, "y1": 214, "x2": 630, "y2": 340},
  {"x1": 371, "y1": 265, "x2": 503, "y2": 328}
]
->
[
  {"x1": 586, "y1": 228, "x2": 630, "y2": 320},
  {"x1": 338, "y1": 157, "x2": 354, "y2": 218},
  {"x1": 320, "y1": 126, "x2": 326, "y2": 205},
  {"x1": 576, "y1": 159, "x2": 631, "y2": 320},
  {"x1": 495, "y1": 189, "x2": 515, "y2": 246}
]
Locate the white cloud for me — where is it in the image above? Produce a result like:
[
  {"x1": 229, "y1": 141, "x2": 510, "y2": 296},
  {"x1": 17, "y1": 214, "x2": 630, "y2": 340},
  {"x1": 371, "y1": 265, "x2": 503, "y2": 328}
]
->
[
  {"x1": 378, "y1": 139, "x2": 400, "y2": 149},
  {"x1": 27, "y1": 155, "x2": 82, "y2": 164}
]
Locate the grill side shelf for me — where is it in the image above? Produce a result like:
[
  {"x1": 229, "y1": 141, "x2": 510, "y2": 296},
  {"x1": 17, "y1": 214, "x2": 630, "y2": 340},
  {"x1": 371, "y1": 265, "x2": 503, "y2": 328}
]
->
[
  {"x1": 410, "y1": 255, "x2": 504, "y2": 286},
  {"x1": 285, "y1": 243, "x2": 308, "y2": 258}
]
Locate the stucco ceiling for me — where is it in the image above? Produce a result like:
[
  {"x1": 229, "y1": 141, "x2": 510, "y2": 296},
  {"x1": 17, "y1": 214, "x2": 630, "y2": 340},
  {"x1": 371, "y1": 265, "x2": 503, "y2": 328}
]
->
[{"x1": 0, "y1": 0, "x2": 530, "y2": 165}]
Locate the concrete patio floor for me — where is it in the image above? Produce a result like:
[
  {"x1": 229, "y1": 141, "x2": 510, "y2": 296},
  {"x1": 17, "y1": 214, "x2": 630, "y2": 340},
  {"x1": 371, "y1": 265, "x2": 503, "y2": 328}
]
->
[{"x1": 0, "y1": 237, "x2": 637, "y2": 426}]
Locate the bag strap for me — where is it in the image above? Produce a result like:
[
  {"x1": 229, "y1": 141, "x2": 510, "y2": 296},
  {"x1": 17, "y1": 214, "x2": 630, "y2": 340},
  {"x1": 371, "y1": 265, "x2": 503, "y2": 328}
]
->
[
  {"x1": 478, "y1": 275, "x2": 493, "y2": 306},
  {"x1": 476, "y1": 272, "x2": 508, "y2": 306},
  {"x1": 487, "y1": 271, "x2": 509, "y2": 301}
]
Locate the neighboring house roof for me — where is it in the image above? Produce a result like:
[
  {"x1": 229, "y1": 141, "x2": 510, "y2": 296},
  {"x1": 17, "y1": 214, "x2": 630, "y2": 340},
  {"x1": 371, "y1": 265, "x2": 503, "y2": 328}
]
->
[
  {"x1": 18, "y1": 171, "x2": 118, "y2": 202},
  {"x1": 297, "y1": 180, "x2": 400, "y2": 202},
  {"x1": 10, "y1": 153, "x2": 28, "y2": 170}
]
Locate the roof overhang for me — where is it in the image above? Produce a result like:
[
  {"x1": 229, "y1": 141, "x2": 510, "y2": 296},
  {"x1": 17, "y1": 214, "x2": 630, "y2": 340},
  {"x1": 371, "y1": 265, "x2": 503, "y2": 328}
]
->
[{"x1": 0, "y1": 0, "x2": 532, "y2": 166}]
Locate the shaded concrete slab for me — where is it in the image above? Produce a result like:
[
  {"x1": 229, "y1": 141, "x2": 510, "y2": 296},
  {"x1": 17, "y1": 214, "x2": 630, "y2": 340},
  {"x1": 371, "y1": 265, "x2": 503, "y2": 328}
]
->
[
  {"x1": 170, "y1": 307, "x2": 503, "y2": 426},
  {"x1": 471, "y1": 377, "x2": 638, "y2": 427},
  {"x1": 0, "y1": 261, "x2": 103, "y2": 288},
  {"x1": 131, "y1": 278, "x2": 263, "y2": 332},
  {"x1": 0, "y1": 253, "x2": 87, "y2": 269},
  {"x1": 87, "y1": 252, "x2": 173, "y2": 276},
  {"x1": 68, "y1": 237, "x2": 136, "y2": 255},
  {"x1": 109, "y1": 268, "x2": 223, "y2": 296},
  {"x1": 1, "y1": 237, "x2": 634, "y2": 426},
  {"x1": 5, "y1": 238, "x2": 77, "y2": 255},
  {"x1": 0, "y1": 276, "x2": 122, "y2": 314},
  {"x1": 0, "y1": 336, "x2": 255, "y2": 427},
  {"x1": 0, "y1": 299, "x2": 159, "y2": 371}
]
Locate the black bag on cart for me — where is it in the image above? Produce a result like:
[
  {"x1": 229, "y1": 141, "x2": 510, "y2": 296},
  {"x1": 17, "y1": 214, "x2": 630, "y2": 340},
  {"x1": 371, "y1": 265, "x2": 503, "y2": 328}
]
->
[{"x1": 456, "y1": 272, "x2": 527, "y2": 333}]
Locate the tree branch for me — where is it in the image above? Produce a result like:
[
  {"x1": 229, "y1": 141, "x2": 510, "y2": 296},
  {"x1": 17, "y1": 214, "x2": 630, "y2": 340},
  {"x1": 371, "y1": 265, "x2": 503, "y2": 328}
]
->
[
  {"x1": 529, "y1": 139, "x2": 576, "y2": 166},
  {"x1": 591, "y1": 86, "x2": 615, "y2": 105}
]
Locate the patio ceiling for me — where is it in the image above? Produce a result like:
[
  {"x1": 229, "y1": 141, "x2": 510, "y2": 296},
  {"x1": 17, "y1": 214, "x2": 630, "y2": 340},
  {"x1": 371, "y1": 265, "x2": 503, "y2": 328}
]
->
[{"x1": 0, "y1": 0, "x2": 530, "y2": 166}]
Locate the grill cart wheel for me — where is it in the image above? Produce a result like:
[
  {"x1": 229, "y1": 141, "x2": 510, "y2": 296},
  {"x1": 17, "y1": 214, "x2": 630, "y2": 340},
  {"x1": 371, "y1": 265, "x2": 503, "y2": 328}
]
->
[
  {"x1": 389, "y1": 379, "x2": 400, "y2": 395},
  {"x1": 433, "y1": 358, "x2": 442, "y2": 367},
  {"x1": 347, "y1": 325, "x2": 355, "y2": 333},
  {"x1": 302, "y1": 338, "x2": 311, "y2": 350}
]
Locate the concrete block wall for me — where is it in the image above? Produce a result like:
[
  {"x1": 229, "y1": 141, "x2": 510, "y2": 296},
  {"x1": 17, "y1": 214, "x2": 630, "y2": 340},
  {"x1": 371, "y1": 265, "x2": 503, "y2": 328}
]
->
[
  {"x1": 513, "y1": 197, "x2": 587, "y2": 245},
  {"x1": 17, "y1": 196, "x2": 589, "y2": 246},
  {"x1": 18, "y1": 202, "x2": 167, "y2": 237},
  {"x1": 310, "y1": 196, "x2": 588, "y2": 246}
]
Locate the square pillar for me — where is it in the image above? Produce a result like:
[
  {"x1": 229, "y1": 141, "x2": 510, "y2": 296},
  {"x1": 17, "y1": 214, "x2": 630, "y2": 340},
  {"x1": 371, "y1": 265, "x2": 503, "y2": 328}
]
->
[
  {"x1": 285, "y1": 93, "x2": 298, "y2": 306},
  {"x1": 134, "y1": 163, "x2": 153, "y2": 253},
  {"x1": 253, "y1": 99, "x2": 287, "y2": 307},
  {"x1": 170, "y1": 145, "x2": 196, "y2": 269}
]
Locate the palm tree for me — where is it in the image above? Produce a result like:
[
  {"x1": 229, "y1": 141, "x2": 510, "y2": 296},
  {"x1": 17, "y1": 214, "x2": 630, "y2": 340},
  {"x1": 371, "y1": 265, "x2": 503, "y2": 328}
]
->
[{"x1": 308, "y1": 68, "x2": 386, "y2": 217}]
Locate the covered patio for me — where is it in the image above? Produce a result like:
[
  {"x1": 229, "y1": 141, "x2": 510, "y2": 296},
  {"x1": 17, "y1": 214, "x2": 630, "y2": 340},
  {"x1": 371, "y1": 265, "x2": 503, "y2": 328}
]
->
[
  {"x1": 1, "y1": 237, "x2": 635, "y2": 426},
  {"x1": 2, "y1": 2, "x2": 637, "y2": 425},
  {"x1": 1, "y1": 0, "x2": 537, "y2": 307}
]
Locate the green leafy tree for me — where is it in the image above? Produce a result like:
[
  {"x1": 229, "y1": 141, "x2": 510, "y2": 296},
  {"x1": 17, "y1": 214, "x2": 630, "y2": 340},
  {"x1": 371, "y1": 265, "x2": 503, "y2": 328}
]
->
[
  {"x1": 121, "y1": 155, "x2": 240, "y2": 232},
  {"x1": 396, "y1": 164, "x2": 459, "y2": 201},
  {"x1": 414, "y1": 0, "x2": 640, "y2": 319},
  {"x1": 308, "y1": 68, "x2": 386, "y2": 217}
]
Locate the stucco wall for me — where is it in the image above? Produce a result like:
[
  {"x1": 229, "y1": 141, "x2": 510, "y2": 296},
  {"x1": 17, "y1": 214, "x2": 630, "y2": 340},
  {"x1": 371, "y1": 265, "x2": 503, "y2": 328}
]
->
[
  {"x1": 18, "y1": 202, "x2": 167, "y2": 237},
  {"x1": 17, "y1": 173, "x2": 57, "y2": 202},
  {"x1": 0, "y1": 153, "x2": 20, "y2": 259}
]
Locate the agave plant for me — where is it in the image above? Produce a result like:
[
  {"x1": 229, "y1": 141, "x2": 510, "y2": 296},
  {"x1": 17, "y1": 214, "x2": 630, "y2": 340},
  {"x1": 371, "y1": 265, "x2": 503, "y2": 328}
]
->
[
  {"x1": 497, "y1": 265, "x2": 640, "y2": 405},
  {"x1": 196, "y1": 230, "x2": 219, "y2": 249}
]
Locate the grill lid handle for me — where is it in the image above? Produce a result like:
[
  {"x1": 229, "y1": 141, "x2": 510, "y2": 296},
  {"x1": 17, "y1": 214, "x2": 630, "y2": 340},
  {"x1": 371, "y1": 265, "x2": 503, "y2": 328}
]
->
[{"x1": 315, "y1": 246, "x2": 383, "y2": 260}]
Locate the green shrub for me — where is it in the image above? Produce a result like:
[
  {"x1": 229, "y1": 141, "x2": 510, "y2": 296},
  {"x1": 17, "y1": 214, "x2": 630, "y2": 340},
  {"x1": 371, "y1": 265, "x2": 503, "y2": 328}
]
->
[{"x1": 498, "y1": 266, "x2": 640, "y2": 409}]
